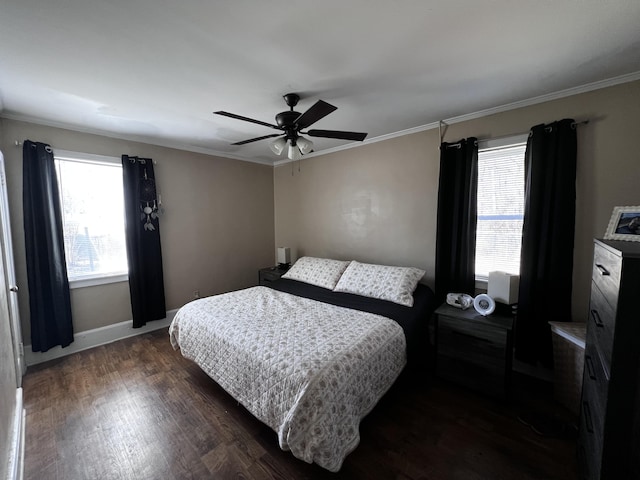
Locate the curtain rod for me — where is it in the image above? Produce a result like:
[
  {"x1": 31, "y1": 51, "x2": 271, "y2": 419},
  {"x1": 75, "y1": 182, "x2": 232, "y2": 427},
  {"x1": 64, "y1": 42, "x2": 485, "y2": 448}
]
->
[
  {"x1": 442, "y1": 119, "x2": 590, "y2": 149},
  {"x1": 15, "y1": 140, "x2": 53, "y2": 153},
  {"x1": 14, "y1": 141, "x2": 157, "y2": 164}
]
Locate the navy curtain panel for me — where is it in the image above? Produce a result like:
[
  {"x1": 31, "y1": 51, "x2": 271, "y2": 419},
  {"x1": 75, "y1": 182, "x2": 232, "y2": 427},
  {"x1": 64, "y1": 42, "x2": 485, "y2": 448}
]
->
[
  {"x1": 22, "y1": 140, "x2": 74, "y2": 352},
  {"x1": 122, "y1": 156, "x2": 166, "y2": 328},
  {"x1": 515, "y1": 119, "x2": 577, "y2": 367},
  {"x1": 435, "y1": 137, "x2": 478, "y2": 303}
]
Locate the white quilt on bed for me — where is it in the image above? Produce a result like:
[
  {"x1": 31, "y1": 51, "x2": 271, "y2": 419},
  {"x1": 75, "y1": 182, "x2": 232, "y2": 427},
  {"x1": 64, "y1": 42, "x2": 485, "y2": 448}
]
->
[{"x1": 169, "y1": 286, "x2": 406, "y2": 472}]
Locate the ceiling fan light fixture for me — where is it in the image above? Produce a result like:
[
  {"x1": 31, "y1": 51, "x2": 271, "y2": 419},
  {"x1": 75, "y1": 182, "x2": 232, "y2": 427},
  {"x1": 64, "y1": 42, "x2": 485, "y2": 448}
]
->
[
  {"x1": 288, "y1": 142, "x2": 302, "y2": 161},
  {"x1": 297, "y1": 136, "x2": 313, "y2": 155},
  {"x1": 269, "y1": 137, "x2": 287, "y2": 155}
]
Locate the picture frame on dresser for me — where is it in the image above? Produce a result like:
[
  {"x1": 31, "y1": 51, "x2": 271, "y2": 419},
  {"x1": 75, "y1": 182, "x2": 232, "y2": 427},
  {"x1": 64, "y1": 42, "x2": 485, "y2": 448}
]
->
[{"x1": 603, "y1": 205, "x2": 640, "y2": 242}]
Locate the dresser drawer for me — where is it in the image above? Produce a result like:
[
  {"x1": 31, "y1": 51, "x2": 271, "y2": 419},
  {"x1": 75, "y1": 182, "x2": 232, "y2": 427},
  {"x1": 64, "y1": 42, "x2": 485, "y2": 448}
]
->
[
  {"x1": 578, "y1": 402, "x2": 603, "y2": 480},
  {"x1": 582, "y1": 342, "x2": 609, "y2": 434},
  {"x1": 592, "y1": 243, "x2": 621, "y2": 309},
  {"x1": 587, "y1": 282, "x2": 616, "y2": 369}
]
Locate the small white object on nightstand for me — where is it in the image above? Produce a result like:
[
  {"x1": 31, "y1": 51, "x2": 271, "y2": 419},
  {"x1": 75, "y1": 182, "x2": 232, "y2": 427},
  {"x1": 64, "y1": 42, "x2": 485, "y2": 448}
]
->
[{"x1": 488, "y1": 271, "x2": 519, "y2": 304}]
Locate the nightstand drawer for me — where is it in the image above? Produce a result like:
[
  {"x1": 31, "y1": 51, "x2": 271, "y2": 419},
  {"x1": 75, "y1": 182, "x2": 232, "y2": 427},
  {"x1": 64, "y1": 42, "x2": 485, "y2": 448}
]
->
[{"x1": 438, "y1": 316, "x2": 508, "y2": 366}]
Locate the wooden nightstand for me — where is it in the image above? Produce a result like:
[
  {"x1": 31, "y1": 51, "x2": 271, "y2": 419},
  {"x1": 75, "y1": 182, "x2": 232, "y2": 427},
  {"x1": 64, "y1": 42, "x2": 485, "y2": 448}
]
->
[
  {"x1": 258, "y1": 266, "x2": 289, "y2": 286},
  {"x1": 434, "y1": 303, "x2": 514, "y2": 399}
]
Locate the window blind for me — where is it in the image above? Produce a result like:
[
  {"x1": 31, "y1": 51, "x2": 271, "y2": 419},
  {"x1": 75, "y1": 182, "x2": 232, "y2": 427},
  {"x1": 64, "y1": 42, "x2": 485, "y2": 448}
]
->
[
  {"x1": 475, "y1": 143, "x2": 526, "y2": 278},
  {"x1": 55, "y1": 157, "x2": 128, "y2": 281}
]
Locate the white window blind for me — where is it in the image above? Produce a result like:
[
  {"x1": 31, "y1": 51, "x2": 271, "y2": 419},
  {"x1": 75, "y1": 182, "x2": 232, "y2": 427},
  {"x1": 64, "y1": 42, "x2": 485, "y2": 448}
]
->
[
  {"x1": 55, "y1": 153, "x2": 128, "y2": 283},
  {"x1": 475, "y1": 142, "x2": 526, "y2": 279}
]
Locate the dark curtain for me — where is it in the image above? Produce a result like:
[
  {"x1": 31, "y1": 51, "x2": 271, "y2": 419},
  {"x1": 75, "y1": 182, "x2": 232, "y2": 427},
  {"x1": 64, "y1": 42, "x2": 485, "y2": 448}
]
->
[
  {"x1": 122, "y1": 156, "x2": 166, "y2": 328},
  {"x1": 515, "y1": 119, "x2": 577, "y2": 367},
  {"x1": 22, "y1": 140, "x2": 74, "y2": 352},
  {"x1": 435, "y1": 137, "x2": 478, "y2": 302}
]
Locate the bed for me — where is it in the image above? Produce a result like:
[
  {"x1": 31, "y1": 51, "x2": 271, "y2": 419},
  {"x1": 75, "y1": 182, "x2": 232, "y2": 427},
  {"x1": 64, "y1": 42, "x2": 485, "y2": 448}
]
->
[{"x1": 169, "y1": 258, "x2": 435, "y2": 471}]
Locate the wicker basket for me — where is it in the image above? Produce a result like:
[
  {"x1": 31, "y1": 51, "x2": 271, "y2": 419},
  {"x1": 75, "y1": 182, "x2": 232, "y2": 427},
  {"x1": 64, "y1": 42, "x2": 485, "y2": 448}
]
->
[{"x1": 549, "y1": 321, "x2": 587, "y2": 417}]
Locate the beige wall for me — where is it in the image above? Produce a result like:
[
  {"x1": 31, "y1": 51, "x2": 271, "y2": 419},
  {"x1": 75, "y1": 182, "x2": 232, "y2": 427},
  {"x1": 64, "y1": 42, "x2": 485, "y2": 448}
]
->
[
  {"x1": 275, "y1": 130, "x2": 440, "y2": 274},
  {"x1": 275, "y1": 80, "x2": 640, "y2": 322},
  {"x1": 0, "y1": 119, "x2": 275, "y2": 342}
]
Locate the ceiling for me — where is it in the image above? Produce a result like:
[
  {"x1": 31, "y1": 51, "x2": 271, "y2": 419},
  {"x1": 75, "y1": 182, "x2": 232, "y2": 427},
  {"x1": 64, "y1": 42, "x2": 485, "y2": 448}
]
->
[{"x1": 1, "y1": 1, "x2": 640, "y2": 165}]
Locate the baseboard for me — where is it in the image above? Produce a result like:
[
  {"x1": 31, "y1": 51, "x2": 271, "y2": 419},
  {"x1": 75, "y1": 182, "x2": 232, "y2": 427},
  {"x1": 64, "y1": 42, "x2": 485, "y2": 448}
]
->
[
  {"x1": 6, "y1": 388, "x2": 25, "y2": 480},
  {"x1": 24, "y1": 309, "x2": 178, "y2": 366}
]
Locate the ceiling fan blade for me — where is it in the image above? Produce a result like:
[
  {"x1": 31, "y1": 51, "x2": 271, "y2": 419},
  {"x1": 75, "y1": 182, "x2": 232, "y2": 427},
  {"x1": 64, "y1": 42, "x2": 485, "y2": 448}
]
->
[
  {"x1": 307, "y1": 129, "x2": 368, "y2": 142},
  {"x1": 214, "y1": 111, "x2": 279, "y2": 129},
  {"x1": 294, "y1": 100, "x2": 337, "y2": 129},
  {"x1": 231, "y1": 133, "x2": 283, "y2": 145}
]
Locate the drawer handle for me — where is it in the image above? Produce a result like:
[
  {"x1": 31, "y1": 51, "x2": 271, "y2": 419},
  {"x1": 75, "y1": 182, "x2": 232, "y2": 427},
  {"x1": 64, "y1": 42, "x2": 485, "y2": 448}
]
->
[
  {"x1": 585, "y1": 355, "x2": 597, "y2": 381},
  {"x1": 583, "y1": 402, "x2": 594, "y2": 433},
  {"x1": 590, "y1": 309, "x2": 604, "y2": 328},
  {"x1": 451, "y1": 330, "x2": 490, "y2": 343},
  {"x1": 595, "y1": 263, "x2": 610, "y2": 276}
]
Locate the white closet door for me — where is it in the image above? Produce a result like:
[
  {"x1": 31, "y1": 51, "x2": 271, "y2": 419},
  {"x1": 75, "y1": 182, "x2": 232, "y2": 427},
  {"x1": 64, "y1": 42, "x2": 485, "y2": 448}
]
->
[
  {"x1": 0, "y1": 150, "x2": 25, "y2": 480},
  {"x1": 0, "y1": 152, "x2": 24, "y2": 381}
]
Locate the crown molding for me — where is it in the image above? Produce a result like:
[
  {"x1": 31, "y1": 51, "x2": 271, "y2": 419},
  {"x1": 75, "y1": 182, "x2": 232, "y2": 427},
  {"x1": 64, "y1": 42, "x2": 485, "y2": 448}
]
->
[
  {"x1": 439, "y1": 70, "x2": 640, "y2": 126},
  {"x1": 0, "y1": 112, "x2": 275, "y2": 165},
  {"x1": 275, "y1": 70, "x2": 640, "y2": 166},
  {"x1": 5, "y1": 70, "x2": 640, "y2": 167}
]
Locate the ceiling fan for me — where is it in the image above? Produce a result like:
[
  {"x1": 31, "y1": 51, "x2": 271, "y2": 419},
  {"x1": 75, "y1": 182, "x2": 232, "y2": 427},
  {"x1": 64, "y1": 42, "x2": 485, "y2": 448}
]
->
[{"x1": 214, "y1": 93, "x2": 368, "y2": 160}]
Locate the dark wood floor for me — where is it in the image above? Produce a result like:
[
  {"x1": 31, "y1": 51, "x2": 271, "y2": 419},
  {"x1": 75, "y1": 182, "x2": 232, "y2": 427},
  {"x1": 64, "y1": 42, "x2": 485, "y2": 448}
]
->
[{"x1": 22, "y1": 329, "x2": 578, "y2": 480}]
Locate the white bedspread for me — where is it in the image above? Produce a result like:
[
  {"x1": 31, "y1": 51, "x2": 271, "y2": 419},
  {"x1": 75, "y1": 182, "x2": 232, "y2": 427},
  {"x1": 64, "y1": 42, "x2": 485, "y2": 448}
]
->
[{"x1": 169, "y1": 286, "x2": 406, "y2": 471}]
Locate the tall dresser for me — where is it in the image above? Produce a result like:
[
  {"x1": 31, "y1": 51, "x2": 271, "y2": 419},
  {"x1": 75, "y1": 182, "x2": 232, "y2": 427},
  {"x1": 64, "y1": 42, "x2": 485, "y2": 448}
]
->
[{"x1": 578, "y1": 238, "x2": 640, "y2": 479}]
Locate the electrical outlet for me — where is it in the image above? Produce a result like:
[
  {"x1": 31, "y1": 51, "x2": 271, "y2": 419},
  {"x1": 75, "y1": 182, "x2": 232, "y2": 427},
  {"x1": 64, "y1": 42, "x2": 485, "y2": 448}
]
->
[{"x1": 193, "y1": 290, "x2": 200, "y2": 299}]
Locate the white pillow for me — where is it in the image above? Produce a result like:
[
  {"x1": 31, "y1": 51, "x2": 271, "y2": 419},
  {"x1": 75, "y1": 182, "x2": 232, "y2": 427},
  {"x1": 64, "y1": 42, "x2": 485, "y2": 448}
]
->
[
  {"x1": 333, "y1": 261, "x2": 425, "y2": 307},
  {"x1": 281, "y1": 256, "x2": 351, "y2": 290}
]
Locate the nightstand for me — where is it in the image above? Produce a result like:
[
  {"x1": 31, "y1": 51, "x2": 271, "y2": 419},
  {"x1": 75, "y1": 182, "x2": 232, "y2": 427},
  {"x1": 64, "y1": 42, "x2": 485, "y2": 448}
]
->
[
  {"x1": 258, "y1": 266, "x2": 289, "y2": 286},
  {"x1": 434, "y1": 303, "x2": 514, "y2": 399}
]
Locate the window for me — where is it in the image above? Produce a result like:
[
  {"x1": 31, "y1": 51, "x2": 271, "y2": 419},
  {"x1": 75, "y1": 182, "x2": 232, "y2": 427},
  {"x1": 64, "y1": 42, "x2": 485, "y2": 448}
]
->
[
  {"x1": 475, "y1": 136, "x2": 527, "y2": 280},
  {"x1": 55, "y1": 150, "x2": 128, "y2": 287}
]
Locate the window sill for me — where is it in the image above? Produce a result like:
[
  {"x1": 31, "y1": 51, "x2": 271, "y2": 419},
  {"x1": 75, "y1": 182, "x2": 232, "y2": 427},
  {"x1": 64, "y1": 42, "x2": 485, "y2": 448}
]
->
[
  {"x1": 69, "y1": 273, "x2": 128, "y2": 289},
  {"x1": 475, "y1": 276, "x2": 488, "y2": 291}
]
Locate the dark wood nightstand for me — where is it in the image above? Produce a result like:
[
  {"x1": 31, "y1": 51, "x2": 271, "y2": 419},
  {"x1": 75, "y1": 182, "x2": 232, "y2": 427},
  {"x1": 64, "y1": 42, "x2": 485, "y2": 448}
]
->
[
  {"x1": 258, "y1": 266, "x2": 289, "y2": 286},
  {"x1": 434, "y1": 303, "x2": 514, "y2": 399}
]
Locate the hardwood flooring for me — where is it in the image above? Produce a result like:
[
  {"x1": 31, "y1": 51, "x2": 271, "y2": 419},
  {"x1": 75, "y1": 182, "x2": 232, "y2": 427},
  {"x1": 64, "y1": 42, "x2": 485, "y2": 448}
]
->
[{"x1": 22, "y1": 329, "x2": 578, "y2": 479}]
